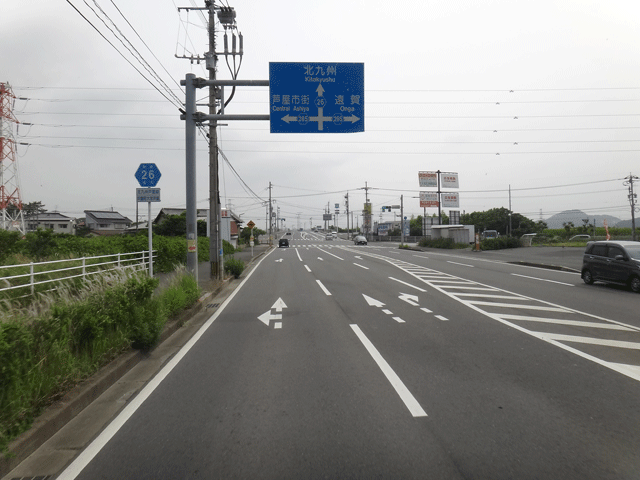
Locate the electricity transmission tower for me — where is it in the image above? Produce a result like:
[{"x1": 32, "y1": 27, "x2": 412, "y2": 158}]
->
[{"x1": 0, "y1": 82, "x2": 26, "y2": 235}]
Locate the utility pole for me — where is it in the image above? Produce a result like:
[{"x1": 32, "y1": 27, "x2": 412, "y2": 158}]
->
[
  {"x1": 400, "y1": 194, "x2": 404, "y2": 245},
  {"x1": 344, "y1": 192, "x2": 350, "y2": 239},
  {"x1": 624, "y1": 173, "x2": 639, "y2": 241},
  {"x1": 268, "y1": 182, "x2": 273, "y2": 245}
]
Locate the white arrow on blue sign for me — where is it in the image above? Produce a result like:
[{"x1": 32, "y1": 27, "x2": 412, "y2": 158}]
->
[{"x1": 135, "y1": 163, "x2": 162, "y2": 187}]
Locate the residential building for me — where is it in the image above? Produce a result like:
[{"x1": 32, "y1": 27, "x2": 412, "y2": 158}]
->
[
  {"x1": 84, "y1": 210, "x2": 132, "y2": 235},
  {"x1": 26, "y1": 212, "x2": 76, "y2": 234}
]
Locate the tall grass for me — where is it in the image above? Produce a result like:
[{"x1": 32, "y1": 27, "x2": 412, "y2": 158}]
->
[{"x1": 0, "y1": 267, "x2": 200, "y2": 453}]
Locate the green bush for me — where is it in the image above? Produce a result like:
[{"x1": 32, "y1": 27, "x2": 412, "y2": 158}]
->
[
  {"x1": 418, "y1": 237, "x2": 456, "y2": 249},
  {"x1": 224, "y1": 256, "x2": 245, "y2": 278},
  {"x1": 480, "y1": 237, "x2": 520, "y2": 250}
]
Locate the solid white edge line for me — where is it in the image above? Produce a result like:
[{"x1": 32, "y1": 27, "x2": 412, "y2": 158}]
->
[
  {"x1": 350, "y1": 324, "x2": 427, "y2": 417},
  {"x1": 57, "y1": 248, "x2": 275, "y2": 479},
  {"x1": 316, "y1": 279, "x2": 332, "y2": 295},
  {"x1": 296, "y1": 248, "x2": 303, "y2": 262},
  {"x1": 511, "y1": 273, "x2": 574, "y2": 286}
]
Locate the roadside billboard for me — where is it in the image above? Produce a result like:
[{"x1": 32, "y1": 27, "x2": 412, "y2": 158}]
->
[{"x1": 420, "y1": 192, "x2": 439, "y2": 208}]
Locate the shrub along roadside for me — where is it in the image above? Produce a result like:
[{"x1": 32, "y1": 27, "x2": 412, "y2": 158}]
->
[
  {"x1": 0, "y1": 269, "x2": 200, "y2": 454},
  {"x1": 480, "y1": 236, "x2": 520, "y2": 250}
]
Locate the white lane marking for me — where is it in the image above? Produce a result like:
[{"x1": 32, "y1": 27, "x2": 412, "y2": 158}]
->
[
  {"x1": 420, "y1": 307, "x2": 433, "y2": 314},
  {"x1": 382, "y1": 309, "x2": 393, "y2": 315},
  {"x1": 56, "y1": 245, "x2": 276, "y2": 479},
  {"x1": 304, "y1": 265, "x2": 312, "y2": 272},
  {"x1": 398, "y1": 293, "x2": 420, "y2": 306},
  {"x1": 354, "y1": 263, "x2": 370, "y2": 270},
  {"x1": 413, "y1": 255, "x2": 429, "y2": 259},
  {"x1": 466, "y1": 301, "x2": 569, "y2": 312},
  {"x1": 363, "y1": 294, "x2": 385, "y2": 308},
  {"x1": 316, "y1": 247, "x2": 344, "y2": 260},
  {"x1": 393, "y1": 317, "x2": 406, "y2": 323},
  {"x1": 316, "y1": 280, "x2": 332, "y2": 296},
  {"x1": 510, "y1": 273, "x2": 574, "y2": 286},
  {"x1": 498, "y1": 314, "x2": 635, "y2": 331},
  {"x1": 389, "y1": 277, "x2": 427, "y2": 292},
  {"x1": 447, "y1": 261, "x2": 475, "y2": 268},
  {"x1": 435, "y1": 315, "x2": 449, "y2": 321},
  {"x1": 350, "y1": 324, "x2": 427, "y2": 417},
  {"x1": 454, "y1": 293, "x2": 525, "y2": 299},
  {"x1": 296, "y1": 249, "x2": 303, "y2": 262},
  {"x1": 542, "y1": 333, "x2": 640, "y2": 350},
  {"x1": 274, "y1": 322, "x2": 282, "y2": 329}
]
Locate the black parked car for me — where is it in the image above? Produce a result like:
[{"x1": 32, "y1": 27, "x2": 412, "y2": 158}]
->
[
  {"x1": 279, "y1": 238, "x2": 289, "y2": 248},
  {"x1": 582, "y1": 240, "x2": 640, "y2": 292}
]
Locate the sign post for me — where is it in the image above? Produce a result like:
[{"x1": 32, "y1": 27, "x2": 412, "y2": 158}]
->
[{"x1": 135, "y1": 164, "x2": 162, "y2": 276}]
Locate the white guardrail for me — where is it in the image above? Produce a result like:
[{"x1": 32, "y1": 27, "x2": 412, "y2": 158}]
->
[{"x1": 0, "y1": 250, "x2": 157, "y2": 296}]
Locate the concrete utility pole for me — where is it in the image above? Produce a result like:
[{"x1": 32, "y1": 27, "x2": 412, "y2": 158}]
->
[
  {"x1": 400, "y1": 194, "x2": 404, "y2": 245},
  {"x1": 624, "y1": 173, "x2": 639, "y2": 241}
]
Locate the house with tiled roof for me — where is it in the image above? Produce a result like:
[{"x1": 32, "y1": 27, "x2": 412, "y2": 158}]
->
[
  {"x1": 84, "y1": 210, "x2": 132, "y2": 235},
  {"x1": 26, "y1": 212, "x2": 76, "y2": 234}
]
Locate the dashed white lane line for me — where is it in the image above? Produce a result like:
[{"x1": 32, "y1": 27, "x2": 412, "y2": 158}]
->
[
  {"x1": 354, "y1": 263, "x2": 370, "y2": 270},
  {"x1": 435, "y1": 315, "x2": 449, "y2": 321},
  {"x1": 304, "y1": 265, "x2": 312, "y2": 272},
  {"x1": 393, "y1": 317, "x2": 406, "y2": 323},
  {"x1": 447, "y1": 261, "x2": 474, "y2": 268},
  {"x1": 350, "y1": 324, "x2": 427, "y2": 418},
  {"x1": 316, "y1": 280, "x2": 332, "y2": 296}
]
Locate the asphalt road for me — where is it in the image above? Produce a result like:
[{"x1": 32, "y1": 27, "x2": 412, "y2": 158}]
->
[{"x1": 7, "y1": 232, "x2": 640, "y2": 479}]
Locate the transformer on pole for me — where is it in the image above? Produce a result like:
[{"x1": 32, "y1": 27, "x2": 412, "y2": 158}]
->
[{"x1": 0, "y1": 82, "x2": 26, "y2": 235}]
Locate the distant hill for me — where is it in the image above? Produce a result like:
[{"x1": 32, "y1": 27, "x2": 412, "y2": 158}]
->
[{"x1": 544, "y1": 209, "x2": 623, "y2": 229}]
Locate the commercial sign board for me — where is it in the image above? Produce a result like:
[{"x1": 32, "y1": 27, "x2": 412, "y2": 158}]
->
[
  {"x1": 419, "y1": 171, "x2": 438, "y2": 188},
  {"x1": 378, "y1": 224, "x2": 389, "y2": 236},
  {"x1": 269, "y1": 62, "x2": 364, "y2": 133},
  {"x1": 420, "y1": 192, "x2": 439, "y2": 208},
  {"x1": 442, "y1": 192, "x2": 460, "y2": 208},
  {"x1": 441, "y1": 172, "x2": 459, "y2": 188}
]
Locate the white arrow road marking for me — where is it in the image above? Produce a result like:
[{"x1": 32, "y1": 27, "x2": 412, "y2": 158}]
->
[
  {"x1": 399, "y1": 293, "x2": 420, "y2": 306},
  {"x1": 350, "y1": 325, "x2": 427, "y2": 417},
  {"x1": 355, "y1": 255, "x2": 363, "y2": 259},
  {"x1": 272, "y1": 298, "x2": 288, "y2": 312},
  {"x1": 363, "y1": 294, "x2": 385, "y2": 308},
  {"x1": 258, "y1": 311, "x2": 282, "y2": 326}
]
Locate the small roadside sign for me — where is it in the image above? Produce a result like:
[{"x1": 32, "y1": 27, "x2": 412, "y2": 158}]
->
[
  {"x1": 135, "y1": 163, "x2": 162, "y2": 187},
  {"x1": 247, "y1": 220, "x2": 256, "y2": 229},
  {"x1": 136, "y1": 188, "x2": 161, "y2": 202}
]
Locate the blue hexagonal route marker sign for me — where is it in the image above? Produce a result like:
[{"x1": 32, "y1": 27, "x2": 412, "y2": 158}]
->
[{"x1": 135, "y1": 163, "x2": 161, "y2": 187}]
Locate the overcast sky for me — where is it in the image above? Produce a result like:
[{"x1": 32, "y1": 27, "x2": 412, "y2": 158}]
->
[{"x1": 2, "y1": 0, "x2": 639, "y2": 230}]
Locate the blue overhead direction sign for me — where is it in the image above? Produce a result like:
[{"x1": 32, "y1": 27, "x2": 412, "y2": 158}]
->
[
  {"x1": 135, "y1": 163, "x2": 162, "y2": 187},
  {"x1": 269, "y1": 62, "x2": 364, "y2": 133}
]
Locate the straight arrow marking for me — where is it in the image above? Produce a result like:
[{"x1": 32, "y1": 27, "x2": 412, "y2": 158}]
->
[{"x1": 272, "y1": 298, "x2": 288, "y2": 312}]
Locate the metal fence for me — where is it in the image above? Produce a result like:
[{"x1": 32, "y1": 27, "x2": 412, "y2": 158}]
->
[{"x1": 0, "y1": 250, "x2": 156, "y2": 297}]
